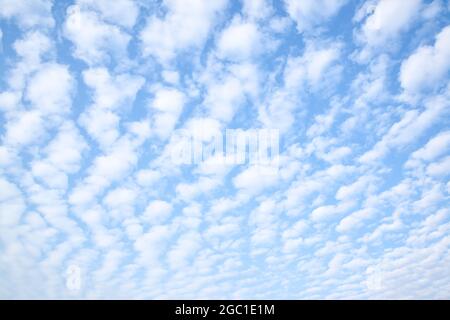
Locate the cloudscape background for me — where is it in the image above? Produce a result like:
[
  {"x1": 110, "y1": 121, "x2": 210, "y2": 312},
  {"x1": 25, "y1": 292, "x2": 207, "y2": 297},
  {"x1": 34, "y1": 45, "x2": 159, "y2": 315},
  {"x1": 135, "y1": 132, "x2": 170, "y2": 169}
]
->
[{"x1": 0, "y1": 0, "x2": 450, "y2": 299}]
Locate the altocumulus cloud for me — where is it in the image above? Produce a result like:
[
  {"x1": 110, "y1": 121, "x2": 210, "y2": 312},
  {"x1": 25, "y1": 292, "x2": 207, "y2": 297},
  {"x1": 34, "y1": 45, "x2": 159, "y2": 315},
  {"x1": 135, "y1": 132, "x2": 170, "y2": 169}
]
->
[{"x1": 0, "y1": 0, "x2": 450, "y2": 299}]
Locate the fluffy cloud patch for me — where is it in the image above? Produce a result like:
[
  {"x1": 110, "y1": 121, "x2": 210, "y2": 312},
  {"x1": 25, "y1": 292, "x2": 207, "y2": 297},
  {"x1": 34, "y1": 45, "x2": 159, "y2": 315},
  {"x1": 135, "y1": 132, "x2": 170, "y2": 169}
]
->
[
  {"x1": 140, "y1": 0, "x2": 227, "y2": 63},
  {"x1": 63, "y1": 5, "x2": 131, "y2": 65},
  {"x1": 400, "y1": 25, "x2": 450, "y2": 94},
  {"x1": 284, "y1": 0, "x2": 348, "y2": 33}
]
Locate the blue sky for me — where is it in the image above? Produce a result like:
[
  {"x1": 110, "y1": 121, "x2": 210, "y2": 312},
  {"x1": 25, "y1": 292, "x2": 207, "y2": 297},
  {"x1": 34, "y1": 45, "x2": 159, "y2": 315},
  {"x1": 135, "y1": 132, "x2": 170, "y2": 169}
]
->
[{"x1": 0, "y1": 0, "x2": 449, "y2": 299}]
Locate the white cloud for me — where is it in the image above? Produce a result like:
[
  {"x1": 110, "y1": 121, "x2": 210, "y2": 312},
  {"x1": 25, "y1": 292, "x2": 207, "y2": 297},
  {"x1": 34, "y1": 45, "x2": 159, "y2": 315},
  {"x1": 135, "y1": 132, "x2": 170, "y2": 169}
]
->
[
  {"x1": 360, "y1": 95, "x2": 448, "y2": 163},
  {"x1": 140, "y1": 0, "x2": 227, "y2": 63},
  {"x1": 0, "y1": 146, "x2": 18, "y2": 169},
  {"x1": 259, "y1": 41, "x2": 341, "y2": 133},
  {"x1": 104, "y1": 187, "x2": 137, "y2": 210},
  {"x1": 282, "y1": 219, "x2": 308, "y2": 239},
  {"x1": 282, "y1": 165, "x2": 355, "y2": 215},
  {"x1": 26, "y1": 63, "x2": 74, "y2": 115},
  {"x1": 356, "y1": 0, "x2": 422, "y2": 47},
  {"x1": 233, "y1": 166, "x2": 279, "y2": 195},
  {"x1": 251, "y1": 227, "x2": 277, "y2": 247},
  {"x1": 161, "y1": 70, "x2": 180, "y2": 85},
  {"x1": 281, "y1": 221, "x2": 308, "y2": 254},
  {"x1": 426, "y1": 156, "x2": 450, "y2": 177},
  {"x1": 76, "y1": 0, "x2": 139, "y2": 29},
  {"x1": 2, "y1": 0, "x2": 450, "y2": 300},
  {"x1": 63, "y1": 5, "x2": 131, "y2": 65},
  {"x1": 203, "y1": 63, "x2": 259, "y2": 123},
  {"x1": 135, "y1": 169, "x2": 161, "y2": 187},
  {"x1": 69, "y1": 137, "x2": 139, "y2": 207},
  {"x1": 79, "y1": 68, "x2": 144, "y2": 149},
  {"x1": 410, "y1": 130, "x2": 450, "y2": 162},
  {"x1": 143, "y1": 200, "x2": 173, "y2": 224},
  {"x1": 79, "y1": 109, "x2": 120, "y2": 149},
  {"x1": 151, "y1": 87, "x2": 185, "y2": 139},
  {"x1": 360, "y1": 238, "x2": 450, "y2": 298},
  {"x1": 284, "y1": 0, "x2": 348, "y2": 33},
  {"x1": 0, "y1": 178, "x2": 25, "y2": 226},
  {"x1": 3, "y1": 31, "x2": 54, "y2": 93},
  {"x1": 204, "y1": 216, "x2": 241, "y2": 242},
  {"x1": 325, "y1": 252, "x2": 347, "y2": 276},
  {"x1": 363, "y1": 216, "x2": 403, "y2": 243},
  {"x1": 285, "y1": 42, "x2": 342, "y2": 89},
  {"x1": 176, "y1": 177, "x2": 221, "y2": 201},
  {"x1": 13, "y1": 31, "x2": 52, "y2": 65},
  {"x1": 321, "y1": 146, "x2": 352, "y2": 163},
  {"x1": 0, "y1": 91, "x2": 21, "y2": 113},
  {"x1": 242, "y1": 0, "x2": 273, "y2": 20},
  {"x1": 204, "y1": 74, "x2": 246, "y2": 122},
  {"x1": 167, "y1": 232, "x2": 201, "y2": 269},
  {"x1": 249, "y1": 199, "x2": 277, "y2": 227},
  {"x1": 83, "y1": 68, "x2": 144, "y2": 110},
  {"x1": 336, "y1": 208, "x2": 376, "y2": 233},
  {"x1": 0, "y1": 0, "x2": 54, "y2": 29},
  {"x1": 335, "y1": 175, "x2": 376, "y2": 201},
  {"x1": 103, "y1": 187, "x2": 137, "y2": 221},
  {"x1": 310, "y1": 201, "x2": 353, "y2": 222},
  {"x1": 207, "y1": 196, "x2": 246, "y2": 220},
  {"x1": 134, "y1": 225, "x2": 173, "y2": 267},
  {"x1": 44, "y1": 122, "x2": 88, "y2": 173},
  {"x1": 31, "y1": 161, "x2": 68, "y2": 189},
  {"x1": 400, "y1": 25, "x2": 450, "y2": 94},
  {"x1": 413, "y1": 185, "x2": 445, "y2": 212},
  {"x1": 216, "y1": 18, "x2": 261, "y2": 61},
  {"x1": 90, "y1": 139, "x2": 138, "y2": 180},
  {"x1": 124, "y1": 218, "x2": 144, "y2": 240},
  {"x1": 3, "y1": 110, "x2": 45, "y2": 146}
]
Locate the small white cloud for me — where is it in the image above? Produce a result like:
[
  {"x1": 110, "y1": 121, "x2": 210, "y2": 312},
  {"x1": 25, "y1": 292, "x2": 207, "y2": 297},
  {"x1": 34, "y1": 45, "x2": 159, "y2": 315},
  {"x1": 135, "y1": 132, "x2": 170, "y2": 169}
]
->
[
  {"x1": 242, "y1": 0, "x2": 273, "y2": 20},
  {"x1": 151, "y1": 87, "x2": 185, "y2": 139},
  {"x1": 176, "y1": 176, "x2": 221, "y2": 202},
  {"x1": 360, "y1": 96, "x2": 448, "y2": 163},
  {"x1": 143, "y1": 200, "x2": 173, "y2": 224},
  {"x1": 44, "y1": 122, "x2": 88, "y2": 173},
  {"x1": 410, "y1": 130, "x2": 450, "y2": 162},
  {"x1": 336, "y1": 208, "x2": 376, "y2": 233},
  {"x1": 140, "y1": 0, "x2": 227, "y2": 63},
  {"x1": 26, "y1": 63, "x2": 74, "y2": 115},
  {"x1": 353, "y1": 0, "x2": 425, "y2": 63},
  {"x1": 216, "y1": 18, "x2": 261, "y2": 61},
  {"x1": 161, "y1": 70, "x2": 180, "y2": 85},
  {"x1": 79, "y1": 68, "x2": 144, "y2": 148},
  {"x1": 426, "y1": 156, "x2": 450, "y2": 177},
  {"x1": 0, "y1": 91, "x2": 21, "y2": 112},
  {"x1": 13, "y1": 31, "x2": 52, "y2": 65},
  {"x1": 4, "y1": 110, "x2": 45, "y2": 146},
  {"x1": 0, "y1": 0, "x2": 54, "y2": 29},
  {"x1": 233, "y1": 166, "x2": 279, "y2": 195},
  {"x1": 0, "y1": 178, "x2": 25, "y2": 226},
  {"x1": 284, "y1": 0, "x2": 348, "y2": 33},
  {"x1": 63, "y1": 5, "x2": 131, "y2": 65},
  {"x1": 135, "y1": 169, "x2": 161, "y2": 187},
  {"x1": 104, "y1": 187, "x2": 137, "y2": 209},
  {"x1": 167, "y1": 232, "x2": 201, "y2": 269},
  {"x1": 83, "y1": 68, "x2": 144, "y2": 110},
  {"x1": 400, "y1": 25, "x2": 450, "y2": 94},
  {"x1": 76, "y1": 0, "x2": 139, "y2": 29}
]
